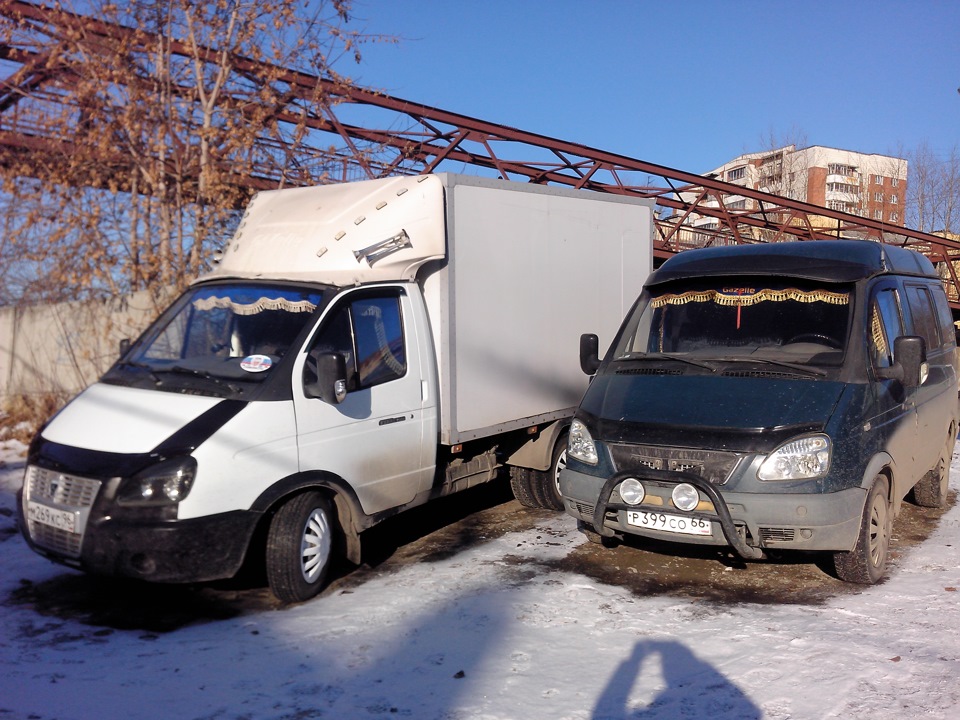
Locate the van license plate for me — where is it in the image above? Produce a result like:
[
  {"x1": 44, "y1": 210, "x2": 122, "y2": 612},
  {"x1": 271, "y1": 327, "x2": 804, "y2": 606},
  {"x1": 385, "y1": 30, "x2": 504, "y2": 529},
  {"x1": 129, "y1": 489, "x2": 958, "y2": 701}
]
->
[
  {"x1": 27, "y1": 501, "x2": 79, "y2": 534},
  {"x1": 626, "y1": 510, "x2": 712, "y2": 536}
]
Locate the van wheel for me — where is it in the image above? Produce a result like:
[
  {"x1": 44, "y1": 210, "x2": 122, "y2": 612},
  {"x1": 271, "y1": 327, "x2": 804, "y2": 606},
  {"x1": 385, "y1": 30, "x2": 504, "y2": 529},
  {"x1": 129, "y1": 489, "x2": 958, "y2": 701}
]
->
[
  {"x1": 833, "y1": 475, "x2": 891, "y2": 584},
  {"x1": 577, "y1": 520, "x2": 619, "y2": 548},
  {"x1": 509, "y1": 433, "x2": 567, "y2": 511},
  {"x1": 913, "y1": 433, "x2": 953, "y2": 508},
  {"x1": 266, "y1": 491, "x2": 336, "y2": 603}
]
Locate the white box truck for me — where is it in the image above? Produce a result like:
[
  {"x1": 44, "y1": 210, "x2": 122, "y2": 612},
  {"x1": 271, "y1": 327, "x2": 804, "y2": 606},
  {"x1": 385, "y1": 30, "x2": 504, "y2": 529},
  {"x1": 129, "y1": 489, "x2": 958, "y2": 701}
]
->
[{"x1": 18, "y1": 173, "x2": 653, "y2": 601}]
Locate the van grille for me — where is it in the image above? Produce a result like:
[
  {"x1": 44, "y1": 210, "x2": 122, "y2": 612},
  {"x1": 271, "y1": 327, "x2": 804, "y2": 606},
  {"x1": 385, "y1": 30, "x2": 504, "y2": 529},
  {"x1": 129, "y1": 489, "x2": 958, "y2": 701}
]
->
[
  {"x1": 607, "y1": 444, "x2": 745, "y2": 485},
  {"x1": 572, "y1": 501, "x2": 595, "y2": 518},
  {"x1": 23, "y1": 465, "x2": 102, "y2": 558},
  {"x1": 760, "y1": 527, "x2": 797, "y2": 544}
]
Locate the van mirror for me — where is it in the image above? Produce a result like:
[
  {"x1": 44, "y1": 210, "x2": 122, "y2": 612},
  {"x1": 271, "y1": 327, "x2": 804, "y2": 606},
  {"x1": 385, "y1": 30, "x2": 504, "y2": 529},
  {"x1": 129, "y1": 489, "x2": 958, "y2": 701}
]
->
[
  {"x1": 877, "y1": 335, "x2": 927, "y2": 387},
  {"x1": 119, "y1": 338, "x2": 131, "y2": 358},
  {"x1": 580, "y1": 333, "x2": 601, "y2": 375},
  {"x1": 305, "y1": 351, "x2": 348, "y2": 404}
]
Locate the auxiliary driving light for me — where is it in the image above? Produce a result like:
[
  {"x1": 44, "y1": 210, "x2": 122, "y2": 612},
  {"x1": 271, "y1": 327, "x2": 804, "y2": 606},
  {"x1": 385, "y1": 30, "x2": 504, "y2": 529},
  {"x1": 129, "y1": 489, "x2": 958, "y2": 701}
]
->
[
  {"x1": 672, "y1": 483, "x2": 700, "y2": 512},
  {"x1": 619, "y1": 478, "x2": 645, "y2": 505}
]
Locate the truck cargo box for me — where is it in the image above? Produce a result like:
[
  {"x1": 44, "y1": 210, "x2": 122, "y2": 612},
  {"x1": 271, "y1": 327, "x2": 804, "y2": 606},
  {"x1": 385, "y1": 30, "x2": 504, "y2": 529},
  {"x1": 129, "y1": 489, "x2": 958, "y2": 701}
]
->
[{"x1": 424, "y1": 175, "x2": 653, "y2": 443}]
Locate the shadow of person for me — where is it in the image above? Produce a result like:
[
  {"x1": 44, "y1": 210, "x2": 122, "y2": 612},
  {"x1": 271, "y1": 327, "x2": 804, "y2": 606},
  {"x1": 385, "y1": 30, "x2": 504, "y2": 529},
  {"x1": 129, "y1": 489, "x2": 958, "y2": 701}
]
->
[{"x1": 593, "y1": 639, "x2": 761, "y2": 719}]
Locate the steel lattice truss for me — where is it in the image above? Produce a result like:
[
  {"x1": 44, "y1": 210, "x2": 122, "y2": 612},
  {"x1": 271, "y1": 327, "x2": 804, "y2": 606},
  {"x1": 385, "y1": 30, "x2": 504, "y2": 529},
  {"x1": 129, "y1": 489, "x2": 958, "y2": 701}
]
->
[{"x1": 4, "y1": 0, "x2": 960, "y2": 307}]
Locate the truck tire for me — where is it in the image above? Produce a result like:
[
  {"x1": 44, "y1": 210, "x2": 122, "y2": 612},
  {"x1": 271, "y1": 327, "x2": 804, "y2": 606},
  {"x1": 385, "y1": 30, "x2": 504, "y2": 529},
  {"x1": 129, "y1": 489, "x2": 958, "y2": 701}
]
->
[
  {"x1": 833, "y1": 475, "x2": 891, "y2": 584},
  {"x1": 508, "y1": 433, "x2": 567, "y2": 511},
  {"x1": 266, "y1": 491, "x2": 336, "y2": 603},
  {"x1": 913, "y1": 433, "x2": 953, "y2": 508},
  {"x1": 509, "y1": 466, "x2": 539, "y2": 508}
]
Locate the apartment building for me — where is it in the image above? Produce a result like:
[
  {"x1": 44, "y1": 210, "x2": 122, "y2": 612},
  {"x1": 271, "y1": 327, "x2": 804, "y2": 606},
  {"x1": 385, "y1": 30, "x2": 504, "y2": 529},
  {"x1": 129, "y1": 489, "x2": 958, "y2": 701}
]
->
[{"x1": 706, "y1": 145, "x2": 908, "y2": 226}]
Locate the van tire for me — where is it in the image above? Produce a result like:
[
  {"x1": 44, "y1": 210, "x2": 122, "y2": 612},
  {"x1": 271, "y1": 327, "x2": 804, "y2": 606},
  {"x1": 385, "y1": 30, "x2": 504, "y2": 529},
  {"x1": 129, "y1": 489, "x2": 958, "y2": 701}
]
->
[
  {"x1": 833, "y1": 475, "x2": 891, "y2": 584},
  {"x1": 913, "y1": 434, "x2": 953, "y2": 508},
  {"x1": 509, "y1": 433, "x2": 567, "y2": 511},
  {"x1": 266, "y1": 491, "x2": 336, "y2": 603},
  {"x1": 577, "y1": 520, "x2": 619, "y2": 548}
]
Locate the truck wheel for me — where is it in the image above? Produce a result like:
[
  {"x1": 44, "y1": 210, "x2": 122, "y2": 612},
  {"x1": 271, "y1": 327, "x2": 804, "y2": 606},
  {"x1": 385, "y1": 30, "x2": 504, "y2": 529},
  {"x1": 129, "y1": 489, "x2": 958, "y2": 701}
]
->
[
  {"x1": 532, "y1": 434, "x2": 568, "y2": 511},
  {"x1": 508, "y1": 433, "x2": 568, "y2": 511},
  {"x1": 913, "y1": 433, "x2": 953, "y2": 508},
  {"x1": 266, "y1": 491, "x2": 336, "y2": 603},
  {"x1": 833, "y1": 475, "x2": 891, "y2": 584},
  {"x1": 509, "y1": 466, "x2": 539, "y2": 508}
]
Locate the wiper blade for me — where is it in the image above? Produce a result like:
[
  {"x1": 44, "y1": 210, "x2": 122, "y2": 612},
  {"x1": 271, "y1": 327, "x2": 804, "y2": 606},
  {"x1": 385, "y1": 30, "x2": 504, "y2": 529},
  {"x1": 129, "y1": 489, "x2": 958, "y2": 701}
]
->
[
  {"x1": 165, "y1": 365, "x2": 242, "y2": 393},
  {"x1": 716, "y1": 356, "x2": 826, "y2": 377},
  {"x1": 116, "y1": 360, "x2": 161, "y2": 384},
  {"x1": 621, "y1": 353, "x2": 718, "y2": 372}
]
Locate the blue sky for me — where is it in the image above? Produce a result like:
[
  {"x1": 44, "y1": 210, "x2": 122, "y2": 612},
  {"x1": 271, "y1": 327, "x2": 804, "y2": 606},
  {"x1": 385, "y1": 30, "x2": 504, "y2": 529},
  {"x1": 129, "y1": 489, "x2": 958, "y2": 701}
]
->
[{"x1": 349, "y1": 0, "x2": 960, "y2": 175}]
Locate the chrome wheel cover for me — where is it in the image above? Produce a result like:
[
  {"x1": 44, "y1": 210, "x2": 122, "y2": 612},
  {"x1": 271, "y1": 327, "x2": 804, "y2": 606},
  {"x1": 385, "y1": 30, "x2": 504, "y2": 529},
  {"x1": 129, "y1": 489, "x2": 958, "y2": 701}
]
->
[
  {"x1": 867, "y1": 492, "x2": 889, "y2": 569},
  {"x1": 300, "y1": 507, "x2": 332, "y2": 584}
]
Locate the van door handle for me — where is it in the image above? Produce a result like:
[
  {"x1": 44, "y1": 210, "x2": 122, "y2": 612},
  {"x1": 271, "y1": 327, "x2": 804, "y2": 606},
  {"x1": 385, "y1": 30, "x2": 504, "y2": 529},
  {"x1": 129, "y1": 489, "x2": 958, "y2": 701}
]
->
[{"x1": 379, "y1": 416, "x2": 407, "y2": 426}]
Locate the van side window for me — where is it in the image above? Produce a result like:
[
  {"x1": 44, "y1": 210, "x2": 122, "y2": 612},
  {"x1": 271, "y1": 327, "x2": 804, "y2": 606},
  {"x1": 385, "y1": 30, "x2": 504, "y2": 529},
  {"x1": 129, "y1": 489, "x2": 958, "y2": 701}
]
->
[
  {"x1": 870, "y1": 289, "x2": 902, "y2": 368},
  {"x1": 931, "y1": 287, "x2": 957, "y2": 349},
  {"x1": 309, "y1": 294, "x2": 406, "y2": 391},
  {"x1": 905, "y1": 285, "x2": 941, "y2": 351}
]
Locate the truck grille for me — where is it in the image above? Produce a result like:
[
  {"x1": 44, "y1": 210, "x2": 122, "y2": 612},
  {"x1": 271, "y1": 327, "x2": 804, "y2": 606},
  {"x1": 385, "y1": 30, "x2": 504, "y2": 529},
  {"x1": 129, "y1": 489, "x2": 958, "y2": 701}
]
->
[
  {"x1": 22, "y1": 465, "x2": 102, "y2": 558},
  {"x1": 607, "y1": 443, "x2": 745, "y2": 485}
]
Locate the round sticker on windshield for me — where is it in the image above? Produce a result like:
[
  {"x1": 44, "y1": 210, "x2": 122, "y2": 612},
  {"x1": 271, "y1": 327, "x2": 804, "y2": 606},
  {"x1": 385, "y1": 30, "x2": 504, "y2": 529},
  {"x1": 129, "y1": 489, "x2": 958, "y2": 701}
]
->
[{"x1": 240, "y1": 354, "x2": 273, "y2": 373}]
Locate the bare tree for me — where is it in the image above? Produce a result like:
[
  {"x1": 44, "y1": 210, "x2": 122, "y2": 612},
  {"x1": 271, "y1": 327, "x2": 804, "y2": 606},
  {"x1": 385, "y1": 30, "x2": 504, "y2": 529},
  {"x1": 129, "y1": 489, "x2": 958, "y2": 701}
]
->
[
  {"x1": 906, "y1": 141, "x2": 960, "y2": 235},
  {"x1": 0, "y1": 0, "x2": 388, "y2": 305},
  {"x1": 755, "y1": 127, "x2": 811, "y2": 201}
]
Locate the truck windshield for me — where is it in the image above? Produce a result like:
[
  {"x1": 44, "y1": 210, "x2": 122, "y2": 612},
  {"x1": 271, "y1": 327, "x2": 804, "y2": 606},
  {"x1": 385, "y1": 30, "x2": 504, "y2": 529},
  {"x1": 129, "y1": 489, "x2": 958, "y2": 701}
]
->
[
  {"x1": 614, "y1": 280, "x2": 851, "y2": 365},
  {"x1": 117, "y1": 283, "x2": 326, "y2": 386}
]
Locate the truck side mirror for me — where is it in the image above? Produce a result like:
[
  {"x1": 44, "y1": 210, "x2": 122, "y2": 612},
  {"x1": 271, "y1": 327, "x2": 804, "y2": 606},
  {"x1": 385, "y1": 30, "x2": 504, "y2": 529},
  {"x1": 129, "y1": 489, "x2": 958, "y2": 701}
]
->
[
  {"x1": 305, "y1": 351, "x2": 348, "y2": 404},
  {"x1": 580, "y1": 333, "x2": 601, "y2": 375},
  {"x1": 877, "y1": 335, "x2": 927, "y2": 388}
]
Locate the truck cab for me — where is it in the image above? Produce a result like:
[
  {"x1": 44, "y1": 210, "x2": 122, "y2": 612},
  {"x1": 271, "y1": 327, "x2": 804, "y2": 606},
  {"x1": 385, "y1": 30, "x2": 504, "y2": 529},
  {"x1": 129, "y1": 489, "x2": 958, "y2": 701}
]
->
[{"x1": 561, "y1": 240, "x2": 959, "y2": 583}]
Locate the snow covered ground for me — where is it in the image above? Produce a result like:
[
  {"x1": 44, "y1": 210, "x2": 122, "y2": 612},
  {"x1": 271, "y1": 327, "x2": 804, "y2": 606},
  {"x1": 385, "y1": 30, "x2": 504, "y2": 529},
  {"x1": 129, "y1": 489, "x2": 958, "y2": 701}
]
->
[{"x1": 1, "y1": 438, "x2": 958, "y2": 720}]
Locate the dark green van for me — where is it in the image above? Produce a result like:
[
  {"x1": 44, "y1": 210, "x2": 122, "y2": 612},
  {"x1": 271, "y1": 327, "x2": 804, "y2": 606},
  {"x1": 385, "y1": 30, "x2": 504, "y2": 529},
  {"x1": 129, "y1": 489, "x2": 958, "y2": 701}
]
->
[{"x1": 560, "y1": 240, "x2": 959, "y2": 583}]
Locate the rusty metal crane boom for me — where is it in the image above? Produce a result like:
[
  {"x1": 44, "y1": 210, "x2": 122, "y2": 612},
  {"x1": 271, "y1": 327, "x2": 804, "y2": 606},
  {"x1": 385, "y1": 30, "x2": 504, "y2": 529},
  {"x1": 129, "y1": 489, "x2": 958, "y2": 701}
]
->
[{"x1": 3, "y1": 0, "x2": 960, "y2": 307}]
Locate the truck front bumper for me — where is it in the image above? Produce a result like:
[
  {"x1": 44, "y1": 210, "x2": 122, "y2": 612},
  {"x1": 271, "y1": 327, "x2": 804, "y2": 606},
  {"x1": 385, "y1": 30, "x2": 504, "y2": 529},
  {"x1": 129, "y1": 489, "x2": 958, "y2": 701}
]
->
[
  {"x1": 19, "y1": 489, "x2": 261, "y2": 584},
  {"x1": 560, "y1": 466, "x2": 866, "y2": 557}
]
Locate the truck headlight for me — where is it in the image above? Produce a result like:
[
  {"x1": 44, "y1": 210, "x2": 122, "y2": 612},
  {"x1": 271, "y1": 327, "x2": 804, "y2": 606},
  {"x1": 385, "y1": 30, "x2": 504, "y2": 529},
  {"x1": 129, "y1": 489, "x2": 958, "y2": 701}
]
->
[
  {"x1": 758, "y1": 434, "x2": 831, "y2": 481},
  {"x1": 568, "y1": 419, "x2": 599, "y2": 465},
  {"x1": 117, "y1": 457, "x2": 197, "y2": 505}
]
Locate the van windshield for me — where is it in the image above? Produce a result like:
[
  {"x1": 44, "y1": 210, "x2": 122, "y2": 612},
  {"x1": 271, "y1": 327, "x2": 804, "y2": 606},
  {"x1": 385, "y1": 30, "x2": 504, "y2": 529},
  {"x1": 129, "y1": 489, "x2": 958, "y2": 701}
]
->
[
  {"x1": 614, "y1": 280, "x2": 851, "y2": 366},
  {"x1": 111, "y1": 283, "x2": 327, "y2": 390}
]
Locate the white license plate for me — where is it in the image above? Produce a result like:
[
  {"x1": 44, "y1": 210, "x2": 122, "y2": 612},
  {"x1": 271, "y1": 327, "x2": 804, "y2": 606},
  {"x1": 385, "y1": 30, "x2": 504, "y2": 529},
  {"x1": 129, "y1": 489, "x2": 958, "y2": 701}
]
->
[
  {"x1": 626, "y1": 509, "x2": 712, "y2": 536},
  {"x1": 27, "y1": 501, "x2": 79, "y2": 534}
]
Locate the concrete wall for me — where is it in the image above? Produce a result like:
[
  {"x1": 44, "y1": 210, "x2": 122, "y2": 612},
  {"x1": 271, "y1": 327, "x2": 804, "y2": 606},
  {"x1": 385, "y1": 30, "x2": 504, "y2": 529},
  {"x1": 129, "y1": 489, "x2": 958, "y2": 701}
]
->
[{"x1": 0, "y1": 288, "x2": 173, "y2": 402}]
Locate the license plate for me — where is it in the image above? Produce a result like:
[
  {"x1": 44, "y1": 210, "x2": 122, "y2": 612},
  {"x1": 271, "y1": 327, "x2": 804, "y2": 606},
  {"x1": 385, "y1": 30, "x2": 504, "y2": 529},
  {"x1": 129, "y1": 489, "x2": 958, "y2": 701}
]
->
[
  {"x1": 626, "y1": 509, "x2": 712, "y2": 536},
  {"x1": 27, "y1": 501, "x2": 79, "y2": 534}
]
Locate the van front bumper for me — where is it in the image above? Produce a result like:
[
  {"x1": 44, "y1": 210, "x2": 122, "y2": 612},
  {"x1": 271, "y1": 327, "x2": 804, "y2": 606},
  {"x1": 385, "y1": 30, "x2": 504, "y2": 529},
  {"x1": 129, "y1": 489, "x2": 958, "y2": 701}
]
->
[{"x1": 560, "y1": 466, "x2": 866, "y2": 556}]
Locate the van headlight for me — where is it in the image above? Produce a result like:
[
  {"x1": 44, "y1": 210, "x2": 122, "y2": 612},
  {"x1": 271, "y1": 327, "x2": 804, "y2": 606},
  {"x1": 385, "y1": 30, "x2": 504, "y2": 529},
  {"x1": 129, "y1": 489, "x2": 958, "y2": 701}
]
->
[
  {"x1": 117, "y1": 457, "x2": 197, "y2": 505},
  {"x1": 568, "y1": 419, "x2": 599, "y2": 465},
  {"x1": 758, "y1": 434, "x2": 831, "y2": 481}
]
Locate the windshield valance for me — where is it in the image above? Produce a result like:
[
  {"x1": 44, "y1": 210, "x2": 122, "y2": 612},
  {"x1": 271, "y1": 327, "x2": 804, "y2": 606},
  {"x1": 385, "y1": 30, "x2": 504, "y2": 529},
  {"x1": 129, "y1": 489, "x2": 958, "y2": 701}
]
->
[
  {"x1": 615, "y1": 281, "x2": 852, "y2": 364},
  {"x1": 649, "y1": 287, "x2": 849, "y2": 309}
]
